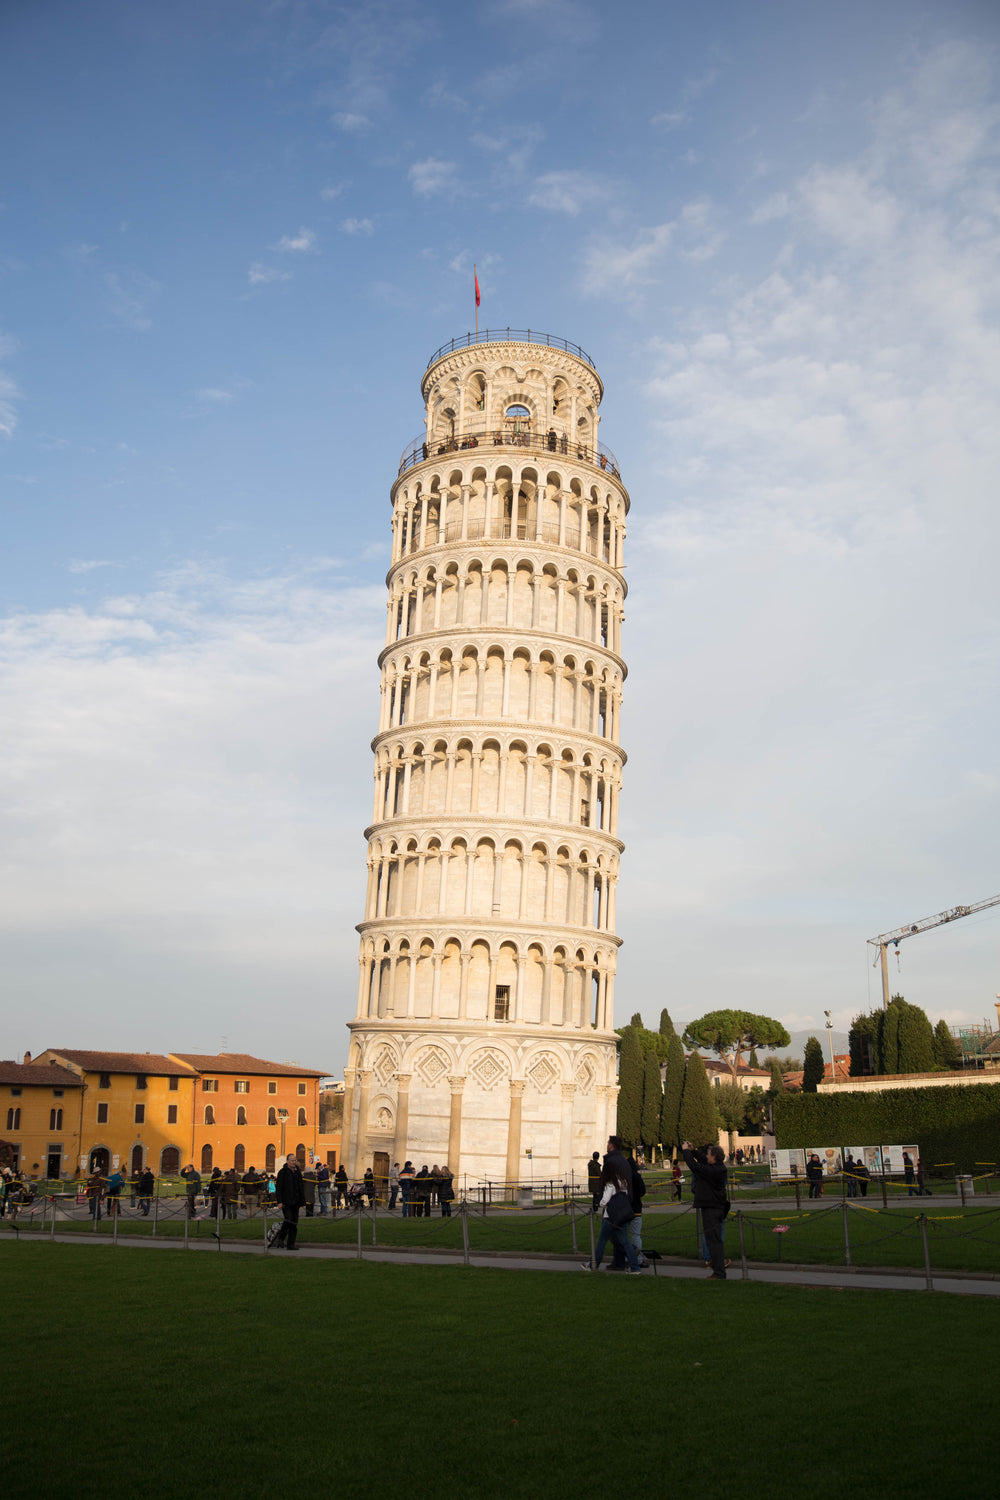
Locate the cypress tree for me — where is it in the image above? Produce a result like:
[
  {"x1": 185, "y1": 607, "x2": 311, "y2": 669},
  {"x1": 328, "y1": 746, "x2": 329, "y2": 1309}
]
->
[
  {"x1": 768, "y1": 1057, "x2": 785, "y2": 1093},
  {"x1": 748, "y1": 1048, "x2": 760, "y2": 1068},
  {"x1": 659, "y1": 1009, "x2": 677, "y2": 1041},
  {"x1": 849, "y1": 1012, "x2": 877, "y2": 1076},
  {"x1": 630, "y1": 1012, "x2": 644, "y2": 1030},
  {"x1": 880, "y1": 1000, "x2": 901, "y2": 1074},
  {"x1": 616, "y1": 1026, "x2": 643, "y2": 1148},
  {"x1": 641, "y1": 1048, "x2": 663, "y2": 1155},
  {"x1": 932, "y1": 1019, "x2": 962, "y2": 1071},
  {"x1": 802, "y1": 1036, "x2": 825, "y2": 1092},
  {"x1": 895, "y1": 999, "x2": 936, "y2": 1074},
  {"x1": 660, "y1": 1033, "x2": 686, "y2": 1156},
  {"x1": 677, "y1": 1051, "x2": 719, "y2": 1148}
]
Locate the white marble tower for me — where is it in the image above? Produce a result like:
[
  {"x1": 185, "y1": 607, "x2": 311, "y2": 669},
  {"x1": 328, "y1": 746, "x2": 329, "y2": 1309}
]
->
[{"x1": 341, "y1": 330, "x2": 629, "y2": 1186}]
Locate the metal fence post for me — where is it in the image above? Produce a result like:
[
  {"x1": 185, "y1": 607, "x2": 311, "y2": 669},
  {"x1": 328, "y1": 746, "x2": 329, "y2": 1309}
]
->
[
  {"x1": 113, "y1": 1203, "x2": 119, "y2": 1246},
  {"x1": 371, "y1": 1200, "x2": 377, "y2": 1248},
  {"x1": 184, "y1": 1205, "x2": 189, "y2": 1249},
  {"x1": 356, "y1": 1205, "x2": 363, "y2": 1260},
  {"x1": 695, "y1": 1206, "x2": 703, "y2": 1261},
  {"x1": 570, "y1": 1196, "x2": 578, "y2": 1255},
  {"x1": 51, "y1": 1195, "x2": 57, "y2": 1241},
  {"x1": 461, "y1": 1200, "x2": 471, "y2": 1266},
  {"x1": 919, "y1": 1213, "x2": 933, "y2": 1291},
  {"x1": 737, "y1": 1210, "x2": 748, "y2": 1281},
  {"x1": 842, "y1": 1200, "x2": 851, "y2": 1267},
  {"x1": 152, "y1": 1188, "x2": 159, "y2": 1234},
  {"x1": 881, "y1": 1174, "x2": 888, "y2": 1208},
  {"x1": 587, "y1": 1208, "x2": 596, "y2": 1269}
]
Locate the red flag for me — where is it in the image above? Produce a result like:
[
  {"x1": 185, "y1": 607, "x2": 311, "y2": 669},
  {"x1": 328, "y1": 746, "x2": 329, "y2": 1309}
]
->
[{"x1": 475, "y1": 270, "x2": 481, "y2": 308}]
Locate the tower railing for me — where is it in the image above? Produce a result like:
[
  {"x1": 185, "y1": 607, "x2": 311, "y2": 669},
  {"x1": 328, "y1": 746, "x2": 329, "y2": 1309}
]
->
[
  {"x1": 398, "y1": 425, "x2": 621, "y2": 481},
  {"x1": 426, "y1": 329, "x2": 596, "y2": 370}
]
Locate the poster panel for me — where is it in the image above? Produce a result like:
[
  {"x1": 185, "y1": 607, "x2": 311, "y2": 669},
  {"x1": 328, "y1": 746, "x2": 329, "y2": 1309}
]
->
[
  {"x1": 769, "y1": 1148, "x2": 806, "y2": 1178},
  {"x1": 881, "y1": 1144, "x2": 919, "y2": 1174},
  {"x1": 845, "y1": 1145, "x2": 883, "y2": 1175},
  {"x1": 806, "y1": 1146, "x2": 843, "y2": 1176}
]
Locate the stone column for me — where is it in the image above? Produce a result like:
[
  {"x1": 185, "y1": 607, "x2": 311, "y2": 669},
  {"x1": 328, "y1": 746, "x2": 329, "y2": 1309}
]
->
[
  {"x1": 340, "y1": 1066, "x2": 356, "y2": 1175},
  {"x1": 350, "y1": 1069, "x2": 373, "y2": 1177},
  {"x1": 559, "y1": 1082, "x2": 576, "y2": 1179},
  {"x1": 505, "y1": 1080, "x2": 525, "y2": 1184},
  {"x1": 392, "y1": 1074, "x2": 412, "y2": 1166},
  {"x1": 447, "y1": 1076, "x2": 465, "y2": 1173}
]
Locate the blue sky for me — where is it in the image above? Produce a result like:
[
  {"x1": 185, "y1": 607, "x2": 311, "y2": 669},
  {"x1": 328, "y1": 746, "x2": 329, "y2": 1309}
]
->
[{"x1": 2, "y1": 0, "x2": 998, "y2": 1069}]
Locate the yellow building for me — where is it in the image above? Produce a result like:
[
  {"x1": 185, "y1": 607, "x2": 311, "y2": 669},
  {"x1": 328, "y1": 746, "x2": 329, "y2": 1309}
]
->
[
  {"x1": 170, "y1": 1053, "x2": 332, "y2": 1175},
  {"x1": 34, "y1": 1049, "x2": 198, "y2": 1179},
  {"x1": 0, "y1": 1059, "x2": 84, "y2": 1179}
]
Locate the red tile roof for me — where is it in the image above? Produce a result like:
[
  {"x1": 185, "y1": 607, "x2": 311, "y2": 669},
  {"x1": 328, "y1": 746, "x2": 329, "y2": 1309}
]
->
[
  {"x1": 170, "y1": 1053, "x2": 328, "y2": 1078},
  {"x1": 45, "y1": 1050, "x2": 197, "y2": 1077},
  {"x1": 0, "y1": 1061, "x2": 83, "y2": 1088}
]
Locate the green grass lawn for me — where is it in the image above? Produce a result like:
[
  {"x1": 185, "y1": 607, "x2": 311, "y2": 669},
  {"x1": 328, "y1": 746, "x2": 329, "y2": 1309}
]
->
[
  {"x1": 18, "y1": 1194, "x2": 1000, "y2": 1276},
  {"x1": 1, "y1": 1243, "x2": 997, "y2": 1500}
]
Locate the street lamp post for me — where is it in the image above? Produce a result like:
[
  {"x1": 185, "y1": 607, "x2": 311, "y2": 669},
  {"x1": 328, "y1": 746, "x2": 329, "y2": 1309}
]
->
[{"x1": 824, "y1": 1012, "x2": 836, "y2": 1080}]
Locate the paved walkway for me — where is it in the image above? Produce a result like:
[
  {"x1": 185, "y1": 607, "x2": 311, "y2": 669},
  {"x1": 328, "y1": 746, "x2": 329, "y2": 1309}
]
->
[{"x1": 10, "y1": 1228, "x2": 1000, "y2": 1297}]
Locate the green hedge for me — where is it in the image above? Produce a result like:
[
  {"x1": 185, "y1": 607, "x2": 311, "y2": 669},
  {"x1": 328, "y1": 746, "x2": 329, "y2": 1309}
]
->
[{"x1": 773, "y1": 1083, "x2": 1000, "y2": 1172}]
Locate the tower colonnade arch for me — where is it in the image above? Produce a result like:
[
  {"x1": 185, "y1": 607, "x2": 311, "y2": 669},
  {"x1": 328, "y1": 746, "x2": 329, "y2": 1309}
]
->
[{"x1": 344, "y1": 336, "x2": 630, "y2": 1183}]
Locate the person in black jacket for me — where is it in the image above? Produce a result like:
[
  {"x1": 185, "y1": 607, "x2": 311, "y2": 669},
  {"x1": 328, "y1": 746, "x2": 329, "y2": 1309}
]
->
[
  {"x1": 806, "y1": 1154, "x2": 824, "y2": 1199},
  {"x1": 587, "y1": 1152, "x2": 602, "y2": 1209},
  {"x1": 682, "y1": 1140, "x2": 729, "y2": 1279},
  {"x1": 272, "y1": 1154, "x2": 306, "y2": 1250}
]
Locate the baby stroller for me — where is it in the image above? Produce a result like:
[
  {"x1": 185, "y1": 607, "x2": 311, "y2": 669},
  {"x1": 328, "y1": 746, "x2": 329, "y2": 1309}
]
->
[{"x1": 346, "y1": 1182, "x2": 368, "y2": 1211}]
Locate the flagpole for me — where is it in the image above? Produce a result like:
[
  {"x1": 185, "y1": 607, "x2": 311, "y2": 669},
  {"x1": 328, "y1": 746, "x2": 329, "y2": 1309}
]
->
[{"x1": 474, "y1": 262, "x2": 479, "y2": 338}]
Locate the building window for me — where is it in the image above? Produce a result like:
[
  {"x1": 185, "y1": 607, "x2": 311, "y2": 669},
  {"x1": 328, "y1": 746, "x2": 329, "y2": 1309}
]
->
[
  {"x1": 297, "y1": 1108, "x2": 307, "y2": 1127},
  {"x1": 494, "y1": 985, "x2": 510, "y2": 1021},
  {"x1": 167, "y1": 1105, "x2": 178, "y2": 1125},
  {"x1": 6, "y1": 1107, "x2": 19, "y2": 1130},
  {"x1": 49, "y1": 1108, "x2": 63, "y2": 1131},
  {"x1": 204, "y1": 1105, "x2": 215, "y2": 1126},
  {"x1": 136, "y1": 1074, "x2": 147, "y2": 1090},
  {"x1": 234, "y1": 1080, "x2": 249, "y2": 1094},
  {"x1": 267, "y1": 1081, "x2": 277, "y2": 1095},
  {"x1": 201, "y1": 1144, "x2": 213, "y2": 1173},
  {"x1": 267, "y1": 1107, "x2": 277, "y2": 1126},
  {"x1": 265, "y1": 1143, "x2": 276, "y2": 1173},
  {"x1": 53, "y1": 1089, "x2": 64, "y2": 1098},
  {"x1": 202, "y1": 1079, "x2": 218, "y2": 1093},
  {"x1": 134, "y1": 1105, "x2": 145, "y2": 1124},
  {"x1": 97, "y1": 1103, "x2": 109, "y2": 1124},
  {"x1": 297, "y1": 1083, "x2": 307, "y2": 1096},
  {"x1": 169, "y1": 1075, "x2": 179, "y2": 1091},
  {"x1": 236, "y1": 1106, "x2": 247, "y2": 1126},
  {"x1": 234, "y1": 1143, "x2": 245, "y2": 1172},
  {"x1": 99, "y1": 1073, "x2": 111, "y2": 1089},
  {"x1": 10, "y1": 1087, "x2": 21, "y2": 1097}
]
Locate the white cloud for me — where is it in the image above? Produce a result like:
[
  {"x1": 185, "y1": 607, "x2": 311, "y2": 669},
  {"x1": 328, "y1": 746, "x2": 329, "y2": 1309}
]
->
[
  {"x1": 581, "y1": 222, "x2": 674, "y2": 294},
  {"x1": 248, "y1": 263, "x2": 292, "y2": 285},
  {"x1": 527, "y1": 169, "x2": 609, "y2": 215},
  {"x1": 408, "y1": 157, "x2": 458, "y2": 196},
  {"x1": 332, "y1": 111, "x2": 370, "y2": 132},
  {"x1": 0, "y1": 561, "x2": 386, "y2": 1052},
  {"x1": 67, "y1": 559, "x2": 117, "y2": 574},
  {"x1": 651, "y1": 110, "x2": 686, "y2": 129},
  {"x1": 196, "y1": 387, "x2": 238, "y2": 405},
  {"x1": 339, "y1": 217, "x2": 374, "y2": 235},
  {"x1": 104, "y1": 270, "x2": 159, "y2": 331},
  {"x1": 276, "y1": 227, "x2": 318, "y2": 253},
  {"x1": 320, "y1": 182, "x2": 347, "y2": 201}
]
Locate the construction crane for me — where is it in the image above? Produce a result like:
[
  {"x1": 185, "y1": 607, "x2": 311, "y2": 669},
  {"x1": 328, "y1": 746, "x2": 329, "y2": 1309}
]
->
[{"x1": 868, "y1": 895, "x2": 1000, "y2": 1009}]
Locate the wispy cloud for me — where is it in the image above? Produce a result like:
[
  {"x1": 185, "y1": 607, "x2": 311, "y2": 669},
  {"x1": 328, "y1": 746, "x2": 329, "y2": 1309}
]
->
[
  {"x1": 527, "y1": 169, "x2": 610, "y2": 215},
  {"x1": 248, "y1": 263, "x2": 292, "y2": 285},
  {"x1": 320, "y1": 182, "x2": 347, "y2": 201},
  {"x1": 581, "y1": 222, "x2": 674, "y2": 295},
  {"x1": 339, "y1": 217, "x2": 374, "y2": 235},
  {"x1": 276, "y1": 227, "x2": 318, "y2": 253},
  {"x1": 332, "y1": 111, "x2": 370, "y2": 132},
  {"x1": 67, "y1": 559, "x2": 117, "y2": 574},
  {"x1": 105, "y1": 270, "x2": 160, "y2": 331},
  {"x1": 408, "y1": 157, "x2": 458, "y2": 197}
]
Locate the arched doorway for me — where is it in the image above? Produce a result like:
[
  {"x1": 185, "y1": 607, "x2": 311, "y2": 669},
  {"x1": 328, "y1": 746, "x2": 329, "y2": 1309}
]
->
[
  {"x1": 161, "y1": 1145, "x2": 180, "y2": 1176},
  {"x1": 200, "y1": 1144, "x2": 213, "y2": 1173},
  {"x1": 265, "y1": 1143, "x2": 276, "y2": 1173},
  {"x1": 295, "y1": 1143, "x2": 306, "y2": 1167},
  {"x1": 130, "y1": 1144, "x2": 143, "y2": 1176},
  {"x1": 234, "y1": 1143, "x2": 245, "y2": 1173},
  {"x1": 89, "y1": 1146, "x2": 110, "y2": 1176}
]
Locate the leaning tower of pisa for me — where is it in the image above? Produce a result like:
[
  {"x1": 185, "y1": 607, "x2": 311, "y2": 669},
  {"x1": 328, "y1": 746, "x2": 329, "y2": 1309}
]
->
[{"x1": 341, "y1": 330, "x2": 629, "y2": 1187}]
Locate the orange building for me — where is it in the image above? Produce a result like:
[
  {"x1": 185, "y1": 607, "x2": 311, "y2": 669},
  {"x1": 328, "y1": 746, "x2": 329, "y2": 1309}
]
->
[
  {"x1": 170, "y1": 1053, "x2": 331, "y2": 1175},
  {"x1": 0, "y1": 1059, "x2": 84, "y2": 1178}
]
